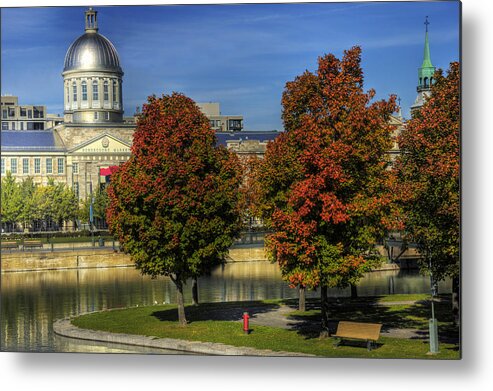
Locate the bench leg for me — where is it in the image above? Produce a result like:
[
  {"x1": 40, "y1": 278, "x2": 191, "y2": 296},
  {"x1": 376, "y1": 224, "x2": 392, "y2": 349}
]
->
[
  {"x1": 367, "y1": 340, "x2": 373, "y2": 351},
  {"x1": 333, "y1": 338, "x2": 342, "y2": 348}
]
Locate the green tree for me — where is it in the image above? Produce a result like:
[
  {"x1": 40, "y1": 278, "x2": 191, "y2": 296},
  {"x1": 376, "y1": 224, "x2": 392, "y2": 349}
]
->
[
  {"x1": 107, "y1": 92, "x2": 243, "y2": 325},
  {"x1": 395, "y1": 62, "x2": 460, "y2": 322},
  {"x1": 1, "y1": 171, "x2": 22, "y2": 232},
  {"x1": 19, "y1": 177, "x2": 40, "y2": 231},
  {"x1": 257, "y1": 47, "x2": 397, "y2": 333}
]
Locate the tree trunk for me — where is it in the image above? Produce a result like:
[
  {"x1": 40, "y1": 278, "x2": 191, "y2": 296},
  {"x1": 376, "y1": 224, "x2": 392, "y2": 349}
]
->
[
  {"x1": 350, "y1": 283, "x2": 358, "y2": 298},
  {"x1": 192, "y1": 277, "x2": 199, "y2": 306},
  {"x1": 320, "y1": 285, "x2": 330, "y2": 338},
  {"x1": 452, "y1": 275, "x2": 460, "y2": 325},
  {"x1": 298, "y1": 285, "x2": 306, "y2": 312},
  {"x1": 174, "y1": 278, "x2": 187, "y2": 326}
]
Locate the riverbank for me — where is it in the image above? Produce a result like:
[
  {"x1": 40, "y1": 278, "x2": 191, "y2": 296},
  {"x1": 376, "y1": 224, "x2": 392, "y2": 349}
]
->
[
  {"x1": 59, "y1": 297, "x2": 460, "y2": 358},
  {"x1": 1, "y1": 243, "x2": 418, "y2": 272}
]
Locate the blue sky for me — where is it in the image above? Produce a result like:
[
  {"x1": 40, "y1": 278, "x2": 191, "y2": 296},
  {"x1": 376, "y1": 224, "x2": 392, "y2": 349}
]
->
[{"x1": 1, "y1": 1, "x2": 460, "y2": 130}]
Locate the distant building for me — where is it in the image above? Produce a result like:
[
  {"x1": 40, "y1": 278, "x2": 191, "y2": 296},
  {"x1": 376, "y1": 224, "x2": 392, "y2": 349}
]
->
[
  {"x1": 197, "y1": 102, "x2": 243, "y2": 132},
  {"x1": 1, "y1": 95, "x2": 62, "y2": 131}
]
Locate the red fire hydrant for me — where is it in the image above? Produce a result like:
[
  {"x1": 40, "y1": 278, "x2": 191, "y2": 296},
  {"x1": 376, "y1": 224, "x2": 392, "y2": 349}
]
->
[{"x1": 242, "y1": 311, "x2": 250, "y2": 334}]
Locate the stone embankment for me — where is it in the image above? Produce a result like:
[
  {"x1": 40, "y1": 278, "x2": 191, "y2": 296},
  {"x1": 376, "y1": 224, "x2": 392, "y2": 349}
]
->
[
  {"x1": 53, "y1": 317, "x2": 314, "y2": 357},
  {"x1": 1, "y1": 243, "x2": 418, "y2": 272}
]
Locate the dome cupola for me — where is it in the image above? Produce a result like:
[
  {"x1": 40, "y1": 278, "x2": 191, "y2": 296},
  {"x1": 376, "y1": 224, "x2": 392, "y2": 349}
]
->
[{"x1": 62, "y1": 8, "x2": 124, "y2": 124}]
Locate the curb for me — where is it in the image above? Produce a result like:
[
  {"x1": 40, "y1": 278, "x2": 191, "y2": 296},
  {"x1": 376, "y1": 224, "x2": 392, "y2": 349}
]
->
[{"x1": 53, "y1": 318, "x2": 315, "y2": 357}]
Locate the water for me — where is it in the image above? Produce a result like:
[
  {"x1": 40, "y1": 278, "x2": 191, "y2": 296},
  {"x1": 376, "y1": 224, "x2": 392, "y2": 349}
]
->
[{"x1": 0, "y1": 261, "x2": 450, "y2": 353}]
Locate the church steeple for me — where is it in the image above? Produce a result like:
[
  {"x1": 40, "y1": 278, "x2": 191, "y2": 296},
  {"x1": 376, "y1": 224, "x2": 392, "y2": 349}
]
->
[
  {"x1": 417, "y1": 16, "x2": 435, "y2": 92},
  {"x1": 411, "y1": 16, "x2": 436, "y2": 113}
]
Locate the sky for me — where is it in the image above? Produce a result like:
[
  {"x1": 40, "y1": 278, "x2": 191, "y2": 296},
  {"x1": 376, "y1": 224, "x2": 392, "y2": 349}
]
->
[{"x1": 1, "y1": 1, "x2": 460, "y2": 131}]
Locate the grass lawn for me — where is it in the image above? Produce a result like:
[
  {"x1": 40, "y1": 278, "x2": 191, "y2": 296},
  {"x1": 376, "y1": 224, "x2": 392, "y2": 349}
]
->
[{"x1": 71, "y1": 295, "x2": 460, "y2": 359}]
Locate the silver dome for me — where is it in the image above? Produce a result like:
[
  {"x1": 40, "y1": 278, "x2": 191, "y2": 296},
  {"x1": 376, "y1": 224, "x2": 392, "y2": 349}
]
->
[{"x1": 63, "y1": 32, "x2": 122, "y2": 74}]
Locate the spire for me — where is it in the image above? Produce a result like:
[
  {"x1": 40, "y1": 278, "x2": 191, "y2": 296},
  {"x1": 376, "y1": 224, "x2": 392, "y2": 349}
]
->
[
  {"x1": 421, "y1": 16, "x2": 433, "y2": 68},
  {"x1": 85, "y1": 8, "x2": 98, "y2": 33}
]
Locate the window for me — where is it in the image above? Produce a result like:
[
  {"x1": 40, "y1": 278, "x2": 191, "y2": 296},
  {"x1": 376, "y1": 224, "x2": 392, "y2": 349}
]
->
[
  {"x1": 228, "y1": 119, "x2": 242, "y2": 131},
  {"x1": 22, "y1": 158, "x2": 29, "y2": 174},
  {"x1": 94, "y1": 112, "x2": 99, "y2": 120},
  {"x1": 73, "y1": 162, "x2": 79, "y2": 174},
  {"x1": 20, "y1": 108, "x2": 27, "y2": 117},
  {"x1": 46, "y1": 158, "x2": 53, "y2": 174},
  {"x1": 112, "y1": 81, "x2": 117, "y2": 103},
  {"x1": 20, "y1": 122, "x2": 24, "y2": 130},
  {"x1": 92, "y1": 80, "x2": 99, "y2": 101},
  {"x1": 28, "y1": 109, "x2": 32, "y2": 119},
  {"x1": 73, "y1": 82, "x2": 77, "y2": 102},
  {"x1": 66, "y1": 86, "x2": 70, "y2": 103},
  {"x1": 10, "y1": 158, "x2": 17, "y2": 174},
  {"x1": 209, "y1": 120, "x2": 215, "y2": 127},
  {"x1": 1, "y1": 109, "x2": 7, "y2": 119},
  {"x1": 1, "y1": 158, "x2": 5, "y2": 174},
  {"x1": 8, "y1": 107, "x2": 15, "y2": 117},
  {"x1": 34, "y1": 158, "x2": 41, "y2": 174},
  {"x1": 81, "y1": 81, "x2": 88, "y2": 101},
  {"x1": 105, "y1": 112, "x2": 110, "y2": 121},
  {"x1": 104, "y1": 80, "x2": 109, "y2": 101},
  {"x1": 11, "y1": 122, "x2": 15, "y2": 130},
  {"x1": 57, "y1": 158, "x2": 64, "y2": 174},
  {"x1": 1, "y1": 122, "x2": 8, "y2": 130}
]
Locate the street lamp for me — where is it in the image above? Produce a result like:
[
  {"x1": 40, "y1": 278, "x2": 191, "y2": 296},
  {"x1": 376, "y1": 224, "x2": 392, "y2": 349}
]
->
[
  {"x1": 90, "y1": 196, "x2": 95, "y2": 246},
  {"x1": 428, "y1": 256, "x2": 439, "y2": 354}
]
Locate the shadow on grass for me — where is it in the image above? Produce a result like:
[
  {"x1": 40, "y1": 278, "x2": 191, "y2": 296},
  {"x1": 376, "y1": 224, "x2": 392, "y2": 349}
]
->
[
  {"x1": 281, "y1": 295, "x2": 459, "y2": 344},
  {"x1": 151, "y1": 300, "x2": 281, "y2": 324}
]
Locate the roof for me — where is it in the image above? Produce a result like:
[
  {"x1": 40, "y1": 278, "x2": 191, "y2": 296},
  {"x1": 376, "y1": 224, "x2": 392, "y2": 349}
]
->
[
  {"x1": 1, "y1": 131, "x2": 65, "y2": 152},
  {"x1": 63, "y1": 32, "x2": 122, "y2": 74},
  {"x1": 215, "y1": 131, "x2": 281, "y2": 147}
]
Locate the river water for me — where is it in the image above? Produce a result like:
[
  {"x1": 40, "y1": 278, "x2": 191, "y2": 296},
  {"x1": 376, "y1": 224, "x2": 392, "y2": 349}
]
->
[{"x1": 0, "y1": 261, "x2": 450, "y2": 353}]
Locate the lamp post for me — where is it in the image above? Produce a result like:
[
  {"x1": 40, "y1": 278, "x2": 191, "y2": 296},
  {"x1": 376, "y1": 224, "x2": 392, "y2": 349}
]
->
[
  {"x1": 428, "y1": 256, "x2": 439, "y2": 354},
  {"x1": 90, "y1": 196, "x2": 95, "y2": 247}
]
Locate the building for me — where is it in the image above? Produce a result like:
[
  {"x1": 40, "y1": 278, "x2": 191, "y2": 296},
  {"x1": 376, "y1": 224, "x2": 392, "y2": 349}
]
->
[
  {"x1": 1, "y1": 8, "x2": 280, "y2": 206},
  {"x1": 411, "y1": 17, "x2": 436, "y2": 113},
  {"x1": 197, "y1": 102, "x2": 244, "y2": 132},
  {"x1": 1, "y1": 95, "x2": 62, "y2": 131}
]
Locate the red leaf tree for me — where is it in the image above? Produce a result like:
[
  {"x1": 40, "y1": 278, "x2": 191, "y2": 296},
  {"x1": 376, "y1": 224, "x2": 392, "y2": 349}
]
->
[
  {"x1": 107, "y1": 92, "x2": 243, "y2": 326},
  {"x1": 395, "y1": 62, "x2": 460, "y2": 322},
  {"x1": 257, "y1": 47, "x2": 397, "y2": 335}
]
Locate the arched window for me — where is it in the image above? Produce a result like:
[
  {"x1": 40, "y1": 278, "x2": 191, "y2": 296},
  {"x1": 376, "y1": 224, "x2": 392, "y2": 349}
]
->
[
  {"x1": 81, "y1": 81, "x2": 87, "y2": 101},
  {"x1": 424, "y1": 77, "x2": 429, "y2": 87},
  {"x1": 419, "y1": 77, "x2": 422, "y2": 86},
  {"x1": 92, "y1": 80, "x2": 99, "y2": 101},
  {"x1": 72, "y1": 82, "x2": 77, "y2": 102},
  {"x1": 430, "y1": 77, "x2": 434, "y2": 85},
  {"x1": 66, "y1": 86, "x2": 70, "y2": 103},
  {"x1": 103, "y1": 80, "x2": 109, "y2": 101}
]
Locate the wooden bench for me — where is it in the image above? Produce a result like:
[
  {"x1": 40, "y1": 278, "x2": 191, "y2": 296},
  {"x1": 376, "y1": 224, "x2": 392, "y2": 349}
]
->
[
  {"x1": 333, "y1": 321, "x2": 382, "y2": 351},
  {"x1": 23, "y1": 240, "x2": 44, "y2": 250},
  {"x1": 1, "y1": 241, "x2": 19, "y2": 251}
]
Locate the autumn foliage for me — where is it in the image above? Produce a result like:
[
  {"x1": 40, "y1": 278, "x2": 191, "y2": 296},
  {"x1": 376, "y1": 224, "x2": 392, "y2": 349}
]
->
[
  {"x1": 396, "y1": 62, "x2": 460, "y2": 281},
  {"x1": 257, "y1": 47, "x2": 397, "y2": 329},
  {"x1": 106, "y1": 92, "x2": 243, "y2": 325}
]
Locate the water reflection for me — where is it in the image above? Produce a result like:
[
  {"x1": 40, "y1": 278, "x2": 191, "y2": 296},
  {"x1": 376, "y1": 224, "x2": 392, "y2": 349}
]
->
[{"x1": 1, "y1": 261, "x2": 451, "y2": 353}]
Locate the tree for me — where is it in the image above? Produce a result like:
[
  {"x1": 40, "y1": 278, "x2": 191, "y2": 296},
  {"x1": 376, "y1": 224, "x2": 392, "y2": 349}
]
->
[
  {"x1": 107, "y1": 92, "x2": 243, "y2": 326},
  {"x1": 395, "y1": 62, "x2": 460, "y2": 323},
  {"x1": 19, "y1": 177, "x2": 41, "y2": 231},
  {"x1": 1, "y1": 171, "x2": 22, "y2": 232},
  {"x1": 257, "y1": 47, "x2": 397, "y2": 333}
]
